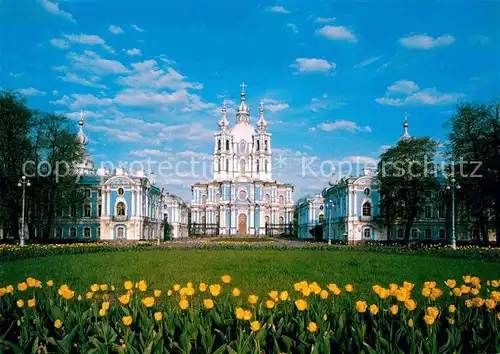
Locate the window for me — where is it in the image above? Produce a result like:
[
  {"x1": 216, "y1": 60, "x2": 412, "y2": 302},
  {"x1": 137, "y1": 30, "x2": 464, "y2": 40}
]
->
[
  {"x1": 439, "y1": 228, "x2": 446, "y2": 240},
  {"x1": 239, "y1": 141, "x2": 246, "y2": 153},
  {"x1": 265, "y1": 160, "x2": 268, "y2": 172},
  {"x1": 256, "y1": 140, "x2": 260, "y2": 151},
  {"x1": 279, "y1": 195, "x2": 284, "y2": 205},
  {"x1": 98, "y1": 204, "x2": 102, "y2": 216},
  {"x1": 438, "y1": 205, "x2": 445, "y2": 218},
  {"x1": 240, "y1": 159, "x2": 245, "y2": 174},
  {"x1": 396, "y1": 204, "x2": 404, "y2": 218},
  {"x1": 364, "y1": 188, "x2": 371, "y2": 196},
  {"x1": 226, "y1": 159, "x2": 229, "y2": 172},
  {"x1": 362, "y1": 202, "x2": 371, "y2": 216},
  {"x1": 226, "y1": 140, "x2": 229, "y2": 150},
  {"x1": 201, "y1": 195, "x2": 207, "y2": 206},
  {"x1": 97, "y1": 227, "x2": 101, "y2": 239},
  {"x1": 425, "y1": 205, "x2": 432, "y2": 218},
  {"x1": 217, "y1": 159, "x2": 221, "y2": 172},
  {"x1": 397, "y1": 229, "x2": 404, "y2": 239},
  {"x1": 256, "y1": 159, "x2": 259, "y2": 172},
  {"x1": 117, "y1": 227, "x2": 124, "y2": 240},
  {"x1": 265, "y1": 193, "x2": 270, "y2": 203},
  {"x1": 201, "y1": 216, "x2": 206, "y2": 225},
  {"x1": 411, "y1": 228, "x2": 418, "y2": 239},
  {"x1": 438, "y1": 189, "x2": 446, "y2": 198},
  {"x1": 85, "y1": 189, "x2": 91, "y2": 198},
  {"x1": 84, "y1": 227, "x2": 91, "y2": 239},
  {"x1": 55, "y1": 228, "x2": 62, "y2": 239},
  {"x1": 71, "y1": 205, "x2": 77, "y2": 218},
  {"x1": 98, "y1": 189, "x2": 102, "y2": 198},
  {"x1": 58, "y1": 208, "x2": 64, "y2": 217},
  {"x1": 364, "y1": 228, "x2": 372, "y2": 239},
  {"x1": 118, "y1": 187, "x2": 124, "y2": 196},
  {"x1": 425, "y1": 229, "x2": 432, "y2": 239},
  {"x1": 238, "y1": 189, "x2": 247, "y2": 200},
  {"x1": 117, "y1": 202, "x2": 126, "y2": 216},
  {"x1": 84, "y1": 204, "x2": 91, "y2": 217},
  {"x1": 264, "y1": 140, "x2": 268, "y2": 151},
  {"x1": 218, "y1": 140, "x2": 221, "y2": 151},
  {"x1": 70, "y1": 227, "x2": 76, "y2": 238}
]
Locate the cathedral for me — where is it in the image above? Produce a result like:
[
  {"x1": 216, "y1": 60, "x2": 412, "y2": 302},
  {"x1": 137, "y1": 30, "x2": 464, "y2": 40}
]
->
[{"x1": 190, "y1": 84, "x2": 295, "y2": 235}]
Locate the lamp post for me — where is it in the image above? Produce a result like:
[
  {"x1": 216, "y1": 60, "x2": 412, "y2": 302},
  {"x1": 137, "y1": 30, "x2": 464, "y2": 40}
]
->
[
  {"x1": 446, "y1": 178, "x2": 461, "y2": 250},
  {"x1": 17, "y1": 176, "x2": 31, "y2": 247},
  {"x1": 327, "y1": 200, "x2": 335, "y2": 245}
]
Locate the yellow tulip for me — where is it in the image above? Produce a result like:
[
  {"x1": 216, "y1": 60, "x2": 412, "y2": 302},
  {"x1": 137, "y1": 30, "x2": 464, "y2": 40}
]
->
[
  {"x1": 265, "y1": 300, "x2": 275, "y2": 309},
  {"x1": 232, "y1": 288, "x2": 241, "y2": 297},
  {"x1": 472, "y1": 297, "x2": 484, "y2": 307},
  {"x1": 279, "y1": 291, "x2": 289, "y2": 301},
  {"x1": 463, "y1": 275, "x2": 472, "y2": 283},
  {"x1": 101, "y1": 301, "x2": 110, "y2": 311},
  {"x1": 465, "y1": 299, "x2": 473, "y2": 308},
  {"x1": 250, "y1": 321, "x2": 261, "y2": 332},
  {"x1": 448, "y1": 318, "x2": 455, "y2": 325},
  {"x1": 423, "y1": 281, "x2": 436, "y2": 289},
  {"x1": 471, "y1": 288, "x2": 479, "y2": 296},
  {"x1": 444, "y1": 279, "x2": 456, "y2": 288},
  {"x1": 119, "y1": 294, "x2": 130, "y2": 305},
  {"x1": 448, "y1": 304, "x2": 456, "y2": 313},
  {"x1": 209, "y1": 284, "x2": 221, "y2": 297},
  {"x1": 408, "y1": 319, "x2": 414, "y2": 328},
  {"x1": 17, "y1": 299, "x2": 24, "y2": 308},
  {"x1": 18, "y1": 282, "x2": 28, "y2": 291},
  {"x1": 235, "y1": 307, "x2": 245, "y2": 320},
  {"x1": 26, "y1": 277, "x2": 37, "y2": 287},
  {"x1": 90, "y1": 284, "x2": 99, "y2": 292},
  {"x1": 372, "y1": 285, "x2": 382, "y2": 294},
  {"x1": 124, "y1": 281, "x2": 133, "y2": 290},
  {"x1": 355, "y1": 301, "x2": 367, "y2": 313},
  {"x1": 154, "y1": 311, "x2": 163, "y2": 321},
  {"x1": 485, "y1": 299, "x2": 496, "y2": 310},
  {"x1": 424, "y1": 315, "x2": 435, "y2": 325},
  {"x1": 491, "y1": 291, "x2": 500, "y2": 302},
  {"x1": 99, "y1": 308, "x2": 107, "y2": 317},
  {"x1": 268, "y1": 290, "x2": 278, "y2": 299},
  {"x1": 422, "y1": 287, "x2": 431, "y2": 298},
  {"x1": 243, "y1": 310, "x2": 252, "y2": 320},
  {"x1": 138, "y1": 280, "x2": 147, "y2": 292},
  {"x1": 100, "y1": 284, "x2": 108, "y2": 291},
  {"x1": 369, "y1": 304, "x2": 379, "y2": 315},
  {"x1": 390, "y1": 305, "x2": 399, "y2": 315},
  {"x1": 142, "y1": 297, "x2": 155, "y2": 307},
  {"x1": 204, "y1": 298, "x2": 214, "y2": 309},
  {"x1": 319, "y1": 290, "x2": 329, "y2": 300},
  {"x1": 221, "y1": 275, "x2": 232, "y2": 284},
  {"x1": 199, "y1": 283, "x2": 207, "y2": 292},
  {"x1": 426, "y1": 307, "x2": 439, "y2": 318},
  {"x1": 248, "y1": 294, "x2": 259, "y2": 305},
  {"x1": 452, "y1": 288, "x2": 462, "y2": 297},
  {"x1": 404, "y1": 299, "x2": 417, "y2": 311},
  {"x1": 179, "y1": 299, "x2": 189, "y2": 310},
  {"x1": 122, "y1": 316, "x2": 132, "y2": 326},
  {"x1": 403, "y1": 281, "x2": 415, "y2": 291},
  {"x1": 27, "y1": 298, "x2": 36, "y2": 308},
  {"x1": 54, "y1": 319, "x2": 63, "y2": 329},
  {"x1": 344, "y1": 284, "x2": 354, "y2": 293},
  {"x1": 86, "y1": 292, "x2": 93, "y2": 299},
  {"x1": 295, "y1": 299, "x2": 308, "y2": 311},
  {"x1": 46, "y1": 280, "x2": 54, "y2": 287},
  {"x1": 307, "y1": 321, "x2": 318, "y2": 333}
]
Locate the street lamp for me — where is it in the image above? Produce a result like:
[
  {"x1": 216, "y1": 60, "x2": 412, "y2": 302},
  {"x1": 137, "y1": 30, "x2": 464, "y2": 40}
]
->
[
  {"x1": 17, "y1": 176, "x2": 31, "y2": 247},
  {"x1": 327, "y1": 200, "x2": 335, "y2": 245},
  {"x1": 446, "y1": 178, "x2": 461, "y2": 250}
]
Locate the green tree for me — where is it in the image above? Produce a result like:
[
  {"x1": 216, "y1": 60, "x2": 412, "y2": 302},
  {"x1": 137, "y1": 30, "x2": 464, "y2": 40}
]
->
[
  {"x1": 446, "y1": 100, "x2": 500, "y2": 244},
  {"x1": 0, "y1": 91, "x2": 33, "y2": 239},
  {"x1": 377, "y1": 137, "x2": 439, "y2": 243}
]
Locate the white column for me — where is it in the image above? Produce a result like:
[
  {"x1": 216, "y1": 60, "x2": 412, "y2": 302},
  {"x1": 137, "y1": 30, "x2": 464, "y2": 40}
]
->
[
  {"x1": 353, "y1": 190, "x2": 357, "y2": 216},
  {"x1": 131, "y1": 188, "x2": 136, "y2": 216},
  {"x1": 102, "y1": 188, "x2": 107, "y2": 216},
  {"x1": 106, "y1": 189, "x2": 111, "y2": 216}
]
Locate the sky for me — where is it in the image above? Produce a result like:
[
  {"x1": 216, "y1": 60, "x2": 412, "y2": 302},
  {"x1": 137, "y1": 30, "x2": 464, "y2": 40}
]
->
[{"x1": 1, "y1": 0, "x2": 499, "y2": 201}]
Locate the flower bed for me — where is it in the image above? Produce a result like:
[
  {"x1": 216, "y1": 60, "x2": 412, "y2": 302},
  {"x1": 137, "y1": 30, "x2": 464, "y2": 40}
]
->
[{"x1": 0, "y1": 275, "x2": 498, "y2": 353}]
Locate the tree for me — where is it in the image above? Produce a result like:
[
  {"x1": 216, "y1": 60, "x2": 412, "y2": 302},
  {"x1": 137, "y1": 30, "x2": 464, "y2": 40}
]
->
[
  {"x1": 0, "y1": 91, "x2": 33, "y2": 239},
  {"x1": 446, "y1": 100, "x2": 500, "y2": 244},
  {"x1": 377, "y1": 137, "x2": 439, "y2": 243}
]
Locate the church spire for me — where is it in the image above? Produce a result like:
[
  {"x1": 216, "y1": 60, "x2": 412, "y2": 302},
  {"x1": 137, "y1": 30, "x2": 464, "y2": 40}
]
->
[
  {"x1": 257, "y1": 100, "x2": 268, "y2": 131},
  {"x1": 78, "y1": 110, "x2": 89, "y2": 146},
  {"x1": 236, "y1": 82, "x2": 249, "y2": 123},
  {"x1": 400, "y1": 112, "x2": 411, "y2": 141},
  {"x1": 218, "y1": 101, "x2": 229, "y2": 130}
]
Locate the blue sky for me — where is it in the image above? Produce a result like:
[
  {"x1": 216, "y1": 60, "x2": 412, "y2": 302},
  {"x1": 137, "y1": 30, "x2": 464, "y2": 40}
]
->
[{"x1": 2, "y1": 0, "x2": 499, "y2": 201}]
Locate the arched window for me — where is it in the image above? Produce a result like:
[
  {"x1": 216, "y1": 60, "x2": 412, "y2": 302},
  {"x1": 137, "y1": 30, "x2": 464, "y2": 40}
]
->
[
  {"x1": 364, "y1": 188, "x2": 370, "y2": 196},
  {"x1": 84, "y1": 227, "x2": 91, "y2": 238},
  {"x1": 117, "y1": 202, "x2": 126, "y2": 216},
  {"x1": 256, "y1": 140, "x2": 260, "y2": 151},
  {"x1": 318, "y1": 214, "x2": 325, "y2": 224},
  {"x1": 256, "y1": 159, "x2": 260, "y2": 172},
  {"x1": 425, "y1": 229, "x2": 432, "y2": 239},
  {"x1": 217, "y1": 159, "x2": 221, "y2": 172},
  {"x1": 411, "y1": 228, "x2": 418, "y2": 239},
  {"x1": 201, "y1": 216, "x2": 206, "y2": 225},
  {"x1": 70, "y1": 227, "x2": 76, "y2": 238},
  {"x1": 397, "y1": 228, "x2": 404, "y2": 239},
  {"x1": 84, "y1": 204, "x2": 91, "y2": 217},
  {"x1": 240, "y1": 159, "x2": 245, "y2": 174},
  {"x1": 279, "y1": 195, "x2": 284, "y2": 205},
  {"x1": 265, "y1": 216, "x2": 270, "y2": 226},
  {"x1": 226, "y1": 159, "x2": 229, "y2": 172},
  {"x1": 239, "y1": 141, "x2": 246, "y2": 153},
  {"x1": 55, "y1": 228, "x2": 62, "y2": 239},
  {"x1": 265, "y1": 193, "x2": 270, "y2": 203},
  {"x1": 363, "y1": 228, "x2": 372, "y2": 239},
  {"x1": 265, "y1": 160, "x2": 268, "y2": 172},
  {"x1": 362, "y1": 202, "x2": 371, "y2": 216},
  {"x1": 218, "y1": 140, "x2": 221, "y2": 151},
  {"x1": 264, "y1": 140, "x2": 268, "y2": 151},
  {"x1": 117, "y1": 227, "x2": 125, "y2": 240},
  {"x1": 439, "y1": 228, "x2": 446, "y2": 239},
  {"x1": 226, "y1": 140, "x2": 229, "y2": 150},
  {"x1": 425, "y1": 205, "x2": 432, "y2": 218},
  {"x1": 201, "y1": 195, "x2": 207, "y2": 206}
]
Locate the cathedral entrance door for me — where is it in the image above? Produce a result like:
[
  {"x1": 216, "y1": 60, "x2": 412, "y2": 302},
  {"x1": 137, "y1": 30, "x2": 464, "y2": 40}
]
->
[{"x1": 238, "y1": 214, "x2": 247, "y2": 235}]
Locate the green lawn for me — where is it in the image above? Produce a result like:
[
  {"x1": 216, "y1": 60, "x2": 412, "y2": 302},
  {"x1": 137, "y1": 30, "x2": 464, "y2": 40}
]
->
[{"x1": 1, "y1": 249, "x2": 499, "y2": 295}]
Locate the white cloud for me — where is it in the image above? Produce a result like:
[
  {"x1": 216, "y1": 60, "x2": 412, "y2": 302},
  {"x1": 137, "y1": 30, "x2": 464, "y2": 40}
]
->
[
  {"x1": 125, "y1": 48, "x2": 142, "y2": 56},
  {"x1": 286, "y1": 23, "x2": 298, "y2": 34},
  {"x1": 262, "y1": 98, "x2": 289, "y2": 112},
  {"x1": 159, "y1": 55, "x2": 176, "y2": 65},
  {"x1": 316, "y1": 25, "x2": 357, "y2": 42},
  {"x1": 63, "y1": 33, "x2": 115, "y2": 53},
  {"x1": 65, "y1": 110, "x2": 102, "y2": 120},
  {"x1": 376, "y1": 80, "x2": 465, "y2": 106},
  {"x1": 18, "y1": 87, "x2": 46, "y2": 96},
  {"x1": 51, "y1": 93, "x2": 113, "y2": 109},
  {"x1": 108, "y1": 25, "x2": 123, "y2": 34},
  {"x1": 387, "y1": 80, "x2": 420, "y2": 95},
  {"x1": 266, "y1": 5, "x2": 290, "y2": 14},
  {"x1": 114, "y1": 89, "x2": 189, "y2": 107},
  {"x1": 130, "y1": 149, "x2": 171, "y2": 157},
  {"x1": 315, "y1": 17, "x2": 336, "y2": 23},
  {"x1": 116, "y1": 59, "x2": 201, "y2": 90},
  {"x1": 38, "y1": 0, "x2": 76, "y2": 23},
  {"x1": 52, "y1": 90, "x2": 59, "y2": 95},
  {"x1": 50, "y1": 38, "x2": 69, "y2": 49},
  {"x1": 290, "y1": 58, "x2": 336, "y2": 74},
  {"x1": 316, "y1": 120, "x2": 371, "y2": 133},
  {"x1": 131, "y1": 24, "x2": 146, "y2": 33},
  {"x1": 67, "y1": 51, "x2": 129, "y2": 75},
  {"x1": 9, "y1": 72, "x2": 24, "y2": 78},
  {"x1": 345, "y1": 156, "x2": 378, "y2": 165},
  {"x1": 58, "y1": 72, "x2": 107, "y2": 89},
  {"x1": 399, "y1": 34, "x2": 455, "y2": 49},
  {"x1": 353, "y1": 56, "x2": 381, "y2": 69}
]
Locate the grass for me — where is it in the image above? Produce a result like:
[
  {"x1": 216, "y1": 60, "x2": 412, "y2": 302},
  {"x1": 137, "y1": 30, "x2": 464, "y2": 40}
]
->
[{"x1": 1, "y1": 249, "x2": 499, "y2": 295}]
